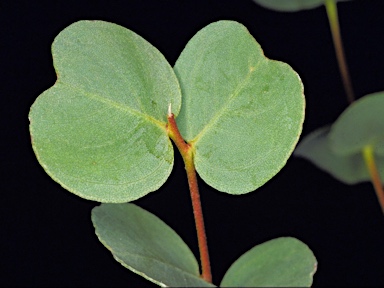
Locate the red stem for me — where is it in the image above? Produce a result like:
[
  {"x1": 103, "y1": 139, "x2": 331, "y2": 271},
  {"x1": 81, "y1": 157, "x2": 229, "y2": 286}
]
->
[{"x1": 167, "y1": 111, "x2": 212, "y2": 283}]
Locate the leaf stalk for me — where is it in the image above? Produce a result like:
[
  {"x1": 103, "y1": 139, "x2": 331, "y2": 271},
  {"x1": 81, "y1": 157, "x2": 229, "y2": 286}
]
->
[
  {"x1": 167, "y1": 111, "x2": 212, "y2": 283},
  {"x1": 362, "y1": 145, "x2": 384, "y2": 214},
  {"x1": 325, "y1": 0, "x2": 355, "y2": 104}
]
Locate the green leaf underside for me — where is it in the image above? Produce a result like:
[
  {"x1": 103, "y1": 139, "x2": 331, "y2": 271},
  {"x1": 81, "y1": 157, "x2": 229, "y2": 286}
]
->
[
  {"x1": 252, "y1": 0, "x2": 351, "y2": 12},
  {"x1": 329, "y1": 92, "x2": 384, "y2": 156},
  {"x1": 92, "y1": 203, "x2": 214, "y2": 287},
  {"x1": 29, "y1": 21, "x2": 181, "y2": 202},
  {"x1": 174, "y1": 20, "x2": 305, "y2": 194},
  {"x1": 221, "y1": 237, "x2": 317, "y2": 287},
  {"x1": 295, "y1": 126, "x2": 384, "y2": 184}
]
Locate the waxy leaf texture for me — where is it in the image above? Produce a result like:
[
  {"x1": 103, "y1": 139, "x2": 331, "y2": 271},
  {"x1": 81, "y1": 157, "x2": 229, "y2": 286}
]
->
[
  {"x1": 92, "y1": 203, "x2": 214, "y2": 287},
  {"x1": 174, "y1": 21, "x2": 305, "y2": 194},
  {"x1": 30, "y1": 20, "x2": 305, "y2": 199},
  {"x1": 221, "y1": 237, "x2": 317, "y2": 287},
  {"x1": 29, "y1": 21, "x2": 181, "y2": 202}
]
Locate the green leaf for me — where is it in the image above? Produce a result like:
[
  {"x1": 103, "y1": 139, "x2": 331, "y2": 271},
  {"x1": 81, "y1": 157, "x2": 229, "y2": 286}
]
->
[
  {"x1": 252, "y1": 0, "x2": 351, "y2": 12},
  {"x1": 295, "y1": 92, "x2": 384, "y2": 185},
  {"x1": 29, "y1": 21, "x2": 181, "y2": 202},
  {"x1": 220, "y1": 237, "x2": 317, "y2": 287},
  {"x1": 329, "y1": 92, "x2": 384, "y2": 156},
  {"x1": 294, "y1": 126, "x2": 384, "y2": 184},
  {"x1": 92, "y1": 203, "x2": 214, "y2": 287},
  {"x1": 174, "y1": 20, "x2": 305, "y2": 194}
]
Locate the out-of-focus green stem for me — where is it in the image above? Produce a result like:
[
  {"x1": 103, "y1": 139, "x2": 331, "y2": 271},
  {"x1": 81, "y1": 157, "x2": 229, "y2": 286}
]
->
[
  {"x1": 325, "y1": 0, "x2": 355, "y2": 104},
  {"x1": 362, "y1": 145, "x2": 384, "y2": 214}
]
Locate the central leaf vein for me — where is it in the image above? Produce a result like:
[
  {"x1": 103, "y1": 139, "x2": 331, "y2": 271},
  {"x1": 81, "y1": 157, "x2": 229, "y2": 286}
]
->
[
  {"x1": 61, "y1": 81, "x2": 166, "y2": 130},
  {"x1": 191, "y1": 61, "x2": 263, "y2": 145}
]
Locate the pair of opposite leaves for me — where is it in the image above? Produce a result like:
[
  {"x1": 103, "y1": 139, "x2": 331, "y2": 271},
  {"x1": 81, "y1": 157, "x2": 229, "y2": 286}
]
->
[{"x1": 29, "y1": 20, "x2": 304, "y2": 203}]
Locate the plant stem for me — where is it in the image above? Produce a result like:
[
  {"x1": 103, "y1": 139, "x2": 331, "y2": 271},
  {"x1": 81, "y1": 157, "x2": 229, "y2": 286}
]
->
[
  {"x1": 362, "y1": 145, "x2": 384, "y2": 214},
  {"x1": 325, "y1": 0, "x2": 355, "y2": 104},
  {"x1": 167, "y1": 107, "x2": 212, "y2": 283}
]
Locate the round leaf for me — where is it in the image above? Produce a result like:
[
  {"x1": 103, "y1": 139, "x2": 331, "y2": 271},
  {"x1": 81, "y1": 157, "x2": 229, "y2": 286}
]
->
[
  {"x1": 174, "y1": 20, "x2": 305, "y2": 194},
  {"x1": 29, "y1": 21, "x2": 181, "y2": 202},
  {"x1": 220, "y1": 237, "x2": 317, "y2": 287},
  {"x1": 92, "y1": 203, "x2": 214, "y2": 287},
  {"x1": 329, "y1": 92, "x2": 384, "y2": 156},
  {"x1": 295, "y1": 126, "x2": 384, "y2": 184},
  {"x1": 252, "y1": 0, "x2": 351, "y2": 12}
]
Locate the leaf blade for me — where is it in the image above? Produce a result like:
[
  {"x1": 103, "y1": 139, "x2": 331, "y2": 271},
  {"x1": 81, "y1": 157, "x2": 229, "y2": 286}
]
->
[
  {"x1": 29, "y1": 21, "x2": 181, "y2": 202},
  {"x1": 220, "y1": 237, "x2": 317, "y2": 287},
  {"x1": 92, "y1": 203, "x2": 215, "y2": 287},
  {"x1": 174, "y1": 20, "x2": 305, "y2": 194},
  {"x1": 53, "y1": 20, "x2": 181, "y2": 122}
]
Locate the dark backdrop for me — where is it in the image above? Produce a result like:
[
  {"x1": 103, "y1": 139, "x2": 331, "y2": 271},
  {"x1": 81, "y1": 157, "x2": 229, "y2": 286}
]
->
[{"x1": 2, "y1": 0, "x2": 384, "y2": 286}]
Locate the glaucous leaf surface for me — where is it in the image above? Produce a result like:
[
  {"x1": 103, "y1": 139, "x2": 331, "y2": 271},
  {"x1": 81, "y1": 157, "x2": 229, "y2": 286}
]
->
[
  {"x1": 220, "y1": 237, "x2": 317, "y2": 287},
  {"x1": 174, "y1": 20, "x2": 305, "y2": 194},
  {"x1": 92, "y1": 203, "x2": 214, "y2": 287},
  {"x1": 29, "y1": 21, "x2": 181, "y2": 202},
  {"x1": 329, "y1": 92, "x2": 384, "y2": 156},
  {"x1": 295, "y1": 126, "x2": 384, "y2": 184},
  {"x1": 252, "y1": 0, "x2": 351, "y2": 12}
]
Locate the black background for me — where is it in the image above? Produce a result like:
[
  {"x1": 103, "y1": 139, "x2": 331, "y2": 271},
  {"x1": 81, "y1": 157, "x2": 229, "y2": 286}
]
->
[{"x1": 2, "y1": 0, "x2": 384, "y2": 286}]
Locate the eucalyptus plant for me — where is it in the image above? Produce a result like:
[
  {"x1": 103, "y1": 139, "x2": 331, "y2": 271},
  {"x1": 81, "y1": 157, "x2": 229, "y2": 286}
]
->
[
  {"x1": 29, "y1": 20, "x2": 317, "y2": 286},
  {"x1": 253, "y1": 0, "x2": 384, "y2": 213}
]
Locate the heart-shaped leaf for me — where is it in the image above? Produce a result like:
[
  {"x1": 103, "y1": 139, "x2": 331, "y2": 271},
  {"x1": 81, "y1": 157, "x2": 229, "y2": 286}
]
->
[
  {"x1": 174, "y1": 20, "x2": 305, "y2": 194},
  {"x1": 92, "y1": 203, "x2": 214, "y2": 287},
  {"x1": 252, "y1": 0, "x2": 351, "y2": 12},
  {"x1": 220, "y1": 237, "x2": 317, "y2": 287},
  {"x1": 29, "y1": 21, "x2": 181, "y2": 202}
]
